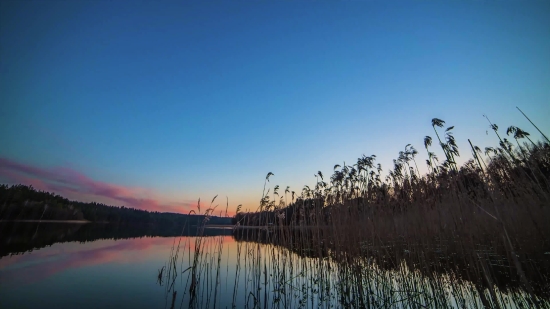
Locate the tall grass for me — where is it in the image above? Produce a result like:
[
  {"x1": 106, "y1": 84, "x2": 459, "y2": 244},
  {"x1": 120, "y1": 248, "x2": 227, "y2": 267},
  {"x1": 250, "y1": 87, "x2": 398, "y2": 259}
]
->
[{"x1": 161, "y1": 116, "x2": 550, "y2": 308}]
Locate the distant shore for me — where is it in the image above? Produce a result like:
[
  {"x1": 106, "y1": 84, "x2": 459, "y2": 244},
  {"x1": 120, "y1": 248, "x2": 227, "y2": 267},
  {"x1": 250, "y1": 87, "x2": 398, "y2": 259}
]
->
[
  {"x1": 198, "y1": 224, "x2": 234, "y2": 228},
  {"x1": 1, "y1": 220, "x2": 238, "y2": 225},
  {"x1": 0, "y1": 220, "x2": 91, "y2": 224}
]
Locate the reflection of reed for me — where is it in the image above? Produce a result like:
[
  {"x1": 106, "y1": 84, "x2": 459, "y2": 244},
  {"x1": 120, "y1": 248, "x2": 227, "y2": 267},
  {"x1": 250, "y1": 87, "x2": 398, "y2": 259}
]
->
[
  {"x1": 232, "y1": 227, "x2": 550, "y2": 297},
  {"x1": 160, "y1": 227, "x2": 550, "y2": 308},
  {"x1": 157, "y1": 266, "x2": 165, "y2": 286}
]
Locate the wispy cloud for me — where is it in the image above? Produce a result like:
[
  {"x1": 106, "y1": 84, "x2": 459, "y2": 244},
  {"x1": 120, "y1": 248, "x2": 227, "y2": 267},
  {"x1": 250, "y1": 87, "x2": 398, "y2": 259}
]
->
[{"x1": 0, "y1": 157, "x2": 195, "y2": 213}]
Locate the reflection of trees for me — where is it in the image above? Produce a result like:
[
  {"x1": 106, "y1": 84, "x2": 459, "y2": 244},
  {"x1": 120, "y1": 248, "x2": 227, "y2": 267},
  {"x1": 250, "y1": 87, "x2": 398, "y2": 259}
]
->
[{"x1": 0, "y1": 222, "x2": 233, "y2": 257}]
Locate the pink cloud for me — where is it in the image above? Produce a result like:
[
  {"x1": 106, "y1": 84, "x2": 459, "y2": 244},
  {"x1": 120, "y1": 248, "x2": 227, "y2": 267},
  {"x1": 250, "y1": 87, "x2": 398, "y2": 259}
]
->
[{"x1": 0, "y1": 157, "x2": 195, "y2": 213}]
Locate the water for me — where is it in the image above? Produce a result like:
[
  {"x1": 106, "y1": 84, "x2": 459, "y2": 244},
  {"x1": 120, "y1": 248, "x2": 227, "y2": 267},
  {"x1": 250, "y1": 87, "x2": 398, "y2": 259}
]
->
[
  {"x1": 0, "y1": 222, "x2": 234, "y2": 309},
  {"x1": 1, "y1": 222, "x2": 549, "y2": 309}
]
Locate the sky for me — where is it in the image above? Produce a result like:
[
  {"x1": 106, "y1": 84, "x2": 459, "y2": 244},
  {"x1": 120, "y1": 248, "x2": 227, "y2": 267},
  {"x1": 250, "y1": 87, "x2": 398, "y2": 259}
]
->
[{"x1": 1, "y1": 1, "x2": 549, "y2": 216}]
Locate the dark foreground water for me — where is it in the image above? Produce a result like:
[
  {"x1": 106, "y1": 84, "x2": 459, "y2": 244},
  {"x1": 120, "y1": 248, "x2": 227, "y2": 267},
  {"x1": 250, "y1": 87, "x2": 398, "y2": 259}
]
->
[{"x1": 1, "y1": 222, "x2": 549, "y2": 309}]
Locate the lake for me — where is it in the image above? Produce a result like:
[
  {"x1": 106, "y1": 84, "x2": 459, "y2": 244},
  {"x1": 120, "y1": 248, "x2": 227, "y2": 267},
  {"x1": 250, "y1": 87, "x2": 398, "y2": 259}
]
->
[
  {"x1": 0, "y1": 222, "x2": 239, "y2": 309},
  {"x1": 1, "y1": 222, "x2": 549, "y2": 309}
]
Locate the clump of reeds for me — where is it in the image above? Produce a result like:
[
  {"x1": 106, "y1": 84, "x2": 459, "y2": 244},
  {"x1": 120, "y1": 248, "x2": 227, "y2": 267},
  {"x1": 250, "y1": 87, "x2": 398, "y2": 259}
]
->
[{"x1": 161, "y1": 112, "x2": 550, "y2": 308}]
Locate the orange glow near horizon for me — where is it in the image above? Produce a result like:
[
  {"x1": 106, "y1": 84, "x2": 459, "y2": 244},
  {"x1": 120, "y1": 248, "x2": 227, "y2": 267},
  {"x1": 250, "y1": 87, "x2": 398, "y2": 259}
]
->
[
  {"x1": 0, "y1": 157, "x2": 269, "y2": 216},
  {"x1": 0, "y1": 157, "x2": 245, "y2": 215}
]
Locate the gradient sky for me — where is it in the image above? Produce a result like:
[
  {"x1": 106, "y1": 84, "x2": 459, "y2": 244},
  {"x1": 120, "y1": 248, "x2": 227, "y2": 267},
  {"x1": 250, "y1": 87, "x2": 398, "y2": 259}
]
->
[{"x1": 1, "y1": 1, "x2": 549, "y2": 215}]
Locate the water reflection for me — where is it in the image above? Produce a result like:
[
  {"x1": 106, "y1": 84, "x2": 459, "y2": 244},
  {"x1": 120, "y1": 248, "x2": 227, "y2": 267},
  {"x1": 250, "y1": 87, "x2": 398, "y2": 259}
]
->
[
  {"x1": 1, "y1": 223, "x2": 549, "y2": 308},
  {"x1": 0, "y1": 222, "x2": 232, "y2": 258},
  {"x1": 0, "y1": 222, "x2": 235, "y2": 309},
  {"x1": 158, "y1": 227, "x2": 550, "y2": 309},
  {"x1": 232, "y1": 227, "x2": 550, "y2": 297}
]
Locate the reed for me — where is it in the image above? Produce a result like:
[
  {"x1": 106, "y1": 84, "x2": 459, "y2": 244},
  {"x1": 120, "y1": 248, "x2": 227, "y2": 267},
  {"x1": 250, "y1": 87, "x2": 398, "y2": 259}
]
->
[{"x1": 160, "y1": 115, "x2": 550, "y2": 308}]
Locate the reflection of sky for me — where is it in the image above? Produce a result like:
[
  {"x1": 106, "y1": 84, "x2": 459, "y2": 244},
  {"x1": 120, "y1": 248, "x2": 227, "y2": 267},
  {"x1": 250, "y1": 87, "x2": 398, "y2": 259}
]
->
[{"x1": 0, "y1": 236, "x2": 238, "y2": 309}]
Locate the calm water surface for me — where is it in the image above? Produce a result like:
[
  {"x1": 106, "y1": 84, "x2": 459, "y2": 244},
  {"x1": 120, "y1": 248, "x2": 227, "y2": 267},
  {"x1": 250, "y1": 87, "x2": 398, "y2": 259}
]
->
[
  {"x1": 1, "y1": 222, "x2": 549, "y2": 309},
  {"x1": 0, "y1": 223, "x2": 237, "y2": 309}
]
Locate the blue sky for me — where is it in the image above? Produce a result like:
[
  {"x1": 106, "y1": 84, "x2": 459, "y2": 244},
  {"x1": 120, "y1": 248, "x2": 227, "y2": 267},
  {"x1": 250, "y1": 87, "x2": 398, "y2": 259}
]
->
[{"x1": 1, "y1": 1, "x2": 549, "y2": 214}]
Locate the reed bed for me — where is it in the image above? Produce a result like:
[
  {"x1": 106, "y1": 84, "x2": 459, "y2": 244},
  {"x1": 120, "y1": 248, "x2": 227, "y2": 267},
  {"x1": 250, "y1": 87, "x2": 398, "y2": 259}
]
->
[{"x1": 160, "y1": 115, "x2": 550, "y2": 308}]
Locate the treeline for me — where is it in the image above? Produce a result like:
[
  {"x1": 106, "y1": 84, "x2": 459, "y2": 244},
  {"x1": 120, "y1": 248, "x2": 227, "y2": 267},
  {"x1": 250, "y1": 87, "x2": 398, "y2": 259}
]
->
[{"x1": 0, "y1": 184, "x2": 232, "y2": 226}]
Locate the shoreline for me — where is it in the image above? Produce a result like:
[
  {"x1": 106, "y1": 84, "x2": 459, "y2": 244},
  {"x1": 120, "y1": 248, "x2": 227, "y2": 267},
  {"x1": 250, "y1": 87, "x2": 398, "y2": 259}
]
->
[{"x1": 0, "y1": 220, "x2": 92, "y2": 224}]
